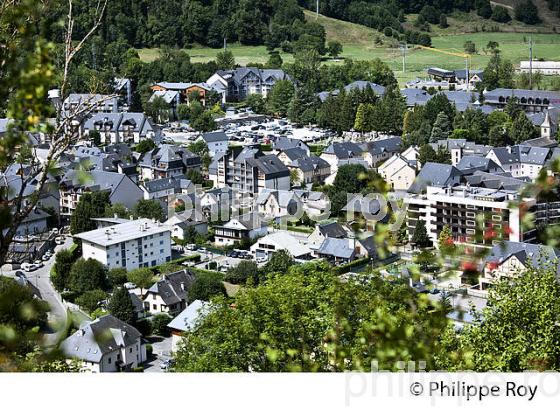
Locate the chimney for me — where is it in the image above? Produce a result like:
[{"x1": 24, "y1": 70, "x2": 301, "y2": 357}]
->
[
  {"x1": 114, "y1": 213, "x2": 118, "y2": 219},
  {"x1": 180, "y1": 282, "x2": 185, "y2": 291}
]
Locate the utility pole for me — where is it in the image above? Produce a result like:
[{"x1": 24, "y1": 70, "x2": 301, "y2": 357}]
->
[
  {"x1": 223, "y1": 37, "x2": 227, "y2": 51},
  {"x1": 529, "y1": 36, "x2": 533, "y2": 89},
  {"x1": 400, "y1": 43, "x2": 407, "y2": 73},
  {"x1": 316, "y1": 0, "x2": 319, "y2": 19}
]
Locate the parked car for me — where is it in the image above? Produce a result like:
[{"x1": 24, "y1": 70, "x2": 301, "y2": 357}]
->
[
  {"x1": 256, "y1": 256, "x2": 268, "y2": 263},
  {"x1": 21, "y1": 263, "x2": 37, "y2": 272},
  {"x1": 185, "y1": 244, "x2": 198, "y2": 251},
  {"x1": 14, "y1": 270, "x2": 26, "y2": 279},
  {"x1": 160, "y1": 358, "x2": 175, "y2": 370},
  {"x1": 41, "y1": 254, "x2": 50, "y2": 261},
  {"x1": 34, "y1": 260, "x2": 44, "y2": 268}
]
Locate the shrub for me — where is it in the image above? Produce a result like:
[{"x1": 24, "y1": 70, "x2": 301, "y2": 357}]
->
[
  {"x1": 75, "y1": 289, "x2": 107, "y2": 313},
  {"x1": 151, "y1": 314, "x2": 172, "y2": 336}
]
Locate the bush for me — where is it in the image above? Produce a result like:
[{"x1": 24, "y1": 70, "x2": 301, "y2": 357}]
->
[
  {"x1": 145, "y1": 344, "x2": 153, "y2": 356},
  {"x1": 151, "y1": 314, "x2": 172, "y2": 336},
  {"x1": 135, "y1": 318, "x2": 152, "y2": 336},
  {"x1": 68, "y1": 258, "x2": 108, "y2": 294},
  {"x1": 75, "y1": 289, "x2": 107, "y2": 313},
  {"x1": 225, "y1": 261, "x2": 259, "y2": 285},
  {"x1": 188, "y1": 271, "x2": 227, "y2": 301},
  {"x1": 108, "y1": 268, "x2": 128, "y2": 287}
]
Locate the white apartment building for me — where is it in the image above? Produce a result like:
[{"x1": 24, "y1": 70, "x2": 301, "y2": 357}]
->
[
  {"x1": 74, "y1": 218, "x2": 172, "y2": 270},
  {"x1": 404, "y1": 185, "x2": 534, "y2": 248}
]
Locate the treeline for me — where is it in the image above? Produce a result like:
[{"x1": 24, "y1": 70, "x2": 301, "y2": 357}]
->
[{"x1": 44, "y1": 0, "x2": 324, "y2": 50}]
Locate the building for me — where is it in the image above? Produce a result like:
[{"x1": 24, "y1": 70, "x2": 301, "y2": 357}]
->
[
  {"x1": 214, "y1": 212, "x2": 268, "y2": 246},
  {"x1": 255, "y1": 189, "x2": 301, "y2": 221},
  {"x1": 320, "y1": 141, "x2": 366, "y2": 172},
  {"x1": 483, "y1": 88, "x2": 560, "y2": 113},
  {"x1": 405, "y1": 185, "x2": 534, "y2": 247},
  {"x1": 272, "y1": 136, "x2": 310, "y2": 155},
  {"x1": 207, "y1": 68, "x2": 290, "y2": 101},
  {"x1": 430, "y1": 139, "x2": 493, "y2": 166},
  {"x1": 58, "y1": 170, "x2": 143, "y2": 220},
  {"x1": 481, "y1": 241, "x2": 560, "y2": 291},
  {"x1": 378, "y1": 154, "x2": 418, "y2": 190},
  {"x1": 140, "y1": 175, "x2": 194, "y2": 202},
  {"x1": 151, "y1": 82, "x2": 213, "y2": 106},
  {"x1": 213, "y1": 146, "x2": 290, "y2": 197},
  {"x1": 143, "y1": 270, "x2": 195, "y2": 316},
  {"x1": 307, "y1": 221, "x2": 348, "y2": 252},
  {"x1": 519, "y1": 61, "x2": 560, "y2": 76},
  {"x1": 317, "y1": 81, "x2": 386, "y2": 102},
  {"x1": 486, "y1": 145, "x2": 551, "y2": 180},
  {"x1": 199, "y1": 131, "x2": 229, "y2": 157},
  {"x1": 83, "y1": 112, "x2": 157, "y2": 145},
  {"x1": 139, "y1": 145, "x2": 201, "y2": 181},
  {"x1": 250, "y1": 231, "x2": 312, "y2": 261},
  {"x1": 168, "y1": 300, "x2": 210, "y2": 352},
  {"x1": 63, "y1": 94, "x2": 120, "y2": 116},
  {"x1": 74, "y1": 218, "x2": 172, "y2": 270},
  {"x1": 165, "y1": 211, "x2": 208, "y2": 240},
  {"x1": 61, "y1": 315, "x2": 146, "y2": 373}
]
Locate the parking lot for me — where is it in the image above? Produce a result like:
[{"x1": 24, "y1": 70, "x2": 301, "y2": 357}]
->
[{"x1": 178, "y1": 245, "x2": 266, "y2": 272}]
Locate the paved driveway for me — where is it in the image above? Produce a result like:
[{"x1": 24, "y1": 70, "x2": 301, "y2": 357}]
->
[{"x1": 144, "y1": 336, "x2": 173, "y2": 373}]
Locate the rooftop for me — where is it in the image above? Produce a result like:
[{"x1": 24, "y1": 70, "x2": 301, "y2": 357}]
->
[{"x1": 74, "y1": 218, "x2": 171, "y2": 246}]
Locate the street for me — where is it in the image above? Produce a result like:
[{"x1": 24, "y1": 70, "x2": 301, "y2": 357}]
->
[
  {"x1": 1, "y1": 236, "x2": 74, "y2": 346},
  {"x1": 144, "y1": 336, "x2": 173, "y2": 373}
]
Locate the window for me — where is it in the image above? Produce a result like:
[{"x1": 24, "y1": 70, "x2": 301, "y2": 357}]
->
[
  {"x1": 152, "y1": 304, "x2": 157, "y2": 310},
  {"x1": 129, "y1": 348, "x2": 132, "y2": 353},
  {"x1": 466, "y1": 212, "x2": 475, "y2": 218},
  {"x1": 160, "y1": 249, "x2": 164, "y2": 254},
  {"x1": 108, "y1": 357, "x2": 112, "y2": 364},
  {"x1": 492, "y1": 215, "x2": 502, "y2": 222},
  {"x1": 466, "y1": 228, "x2": 475, "y2": 235},
  {"x1": 466, "y1": 220, "x2": 475, "y2": 227},
  {"x1": 160, "y1": 240, "x2": 163, "y2": 245}
]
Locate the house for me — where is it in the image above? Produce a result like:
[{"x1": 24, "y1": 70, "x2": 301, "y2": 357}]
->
[
  {"x1": 378, "y1": 154, "x2": 418, "y2": 191},
  {"x1": 168, "y1": 300, "x2": 211, "y2": 352},
  {"x1": 527, "y1": 107, "x2": 559, "y2": 140},
  {"x1": 139, "y1": 145, "x2": 201, "y2": 181},
  {"x1": 430, "y1": 138, "x2": 493, "y2": 166},
  {"x1": 58, "y1": 170, "x2": 143, "y2": 220},
  {"x1": 148, "y1": 90, "x2": 180, "y2": 120},
  {"x1": 362, "y1": 137, "x2": 403, "y2": 167},
  {"x1": 307, "y1": 221, "x2": 348, "y2": 251},
  {"x1": 481, "y1": 241, "x2": 560, "y2": 291},
  {"x1": 140, "y1": 175, "x2": 194, "y2": 202},
  {"x1": 408, "y1": 163, "x2": 462, "y2": 194},
  {"x1": 288, "y1": 155, "x2": 331, "y2": 186},
  {"x1": 342, "y1": 194, "x2": 389, "y2": 232},
  {"x1": 485, "y1": 145, "x2": 551, "y2": 180},
  {"x1": 250, "y1": 231, "x2": 312, "y2": 261},
  {"x1": 151, "y1": 82, "x2": 212, "y2": 106},
  {"x1": 255, "y1": 189, "x2": 301, "y2": 221},
  {"x1": 60, "y1": 315, "x2": 146, "y2": 373},
  {"x1": 276, "y1": 147, "x2": 308, "y2": 166},
  {"x1": 9, "y1": 208, "x2": 50, "y2": 237},
  {"x1": 315, "y1": 237, "x2": 357, "y2": 264},
  {"x1": 320, "y1": 141, "x2": 365, "y2": 172},
  {"x1": 207, "y1": 68, "x2": 290, "y2": 101},
  {"x1": 455, "y1": 156, "x2": 503, "y2": 175},
  {"x1": 83, "y1": 112, "x2": 157, "y2": 144},
  {"x1": 143, "y1": 269, "x2": 195, "y2": 316},
  {"x1": 317, "y1": 81, "x2": 386, "y2": 102},
  {"x1": 165, "y1": 210, "x2": 208, "y2": 240},
  {"x1": 199, "y1": 186, "x2": 233, "y2": 220},
  {"x1": 63, "y1": 93, "x2": 120, "y2": 116},
  {"x1": 200, "y1": 131, "x2": 229, "y2": 157},
  {"x1": 214, "y1": 212, "x2": 268, "y2": 246},
  {"x1": 293, "y1": 189, "x2": 330, "y2": 219},
  {"x1": 272, "y1": 136, "x2": 311, "y2": 155},
  {"x1": 74, "y1": 218, "x2": 172, "y2": 270},
  {"x1": 213, "y1": 146, "x2": 290, "y2": 196}
]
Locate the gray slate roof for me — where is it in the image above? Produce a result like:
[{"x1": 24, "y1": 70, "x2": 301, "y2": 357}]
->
[
  {"x1": 146, "y1": 270, "x2": 194, "y2": 305},
  {"x1": 408, "y1": 163, "x2": 461, "y2": 194}
]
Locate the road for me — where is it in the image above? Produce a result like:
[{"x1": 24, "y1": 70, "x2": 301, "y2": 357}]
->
[
  {"x1": 144, "y1": 336, "x2": 173, "y2": 373},
  {"x1": 1, "y1": 236, "x2": 74, "y2": 346}
]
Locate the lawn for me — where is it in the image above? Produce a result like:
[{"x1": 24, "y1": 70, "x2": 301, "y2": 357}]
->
[{"x1": 137, "y1": 11, "x2": 560, "y2": 86}]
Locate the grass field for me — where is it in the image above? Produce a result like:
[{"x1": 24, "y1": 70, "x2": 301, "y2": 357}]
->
[{"x1": 137, "y1": 10, "x2": 560, "y2": 85}]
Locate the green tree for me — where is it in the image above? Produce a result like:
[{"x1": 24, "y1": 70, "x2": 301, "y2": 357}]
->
[
  {"x1": 76, "y1": 289, "x2": 107, "y2": 313},
  {"x1": 52, "y1": 249, "x2": 76, "y2": 291},
  {"x1": 412, "y1": 220, "x2": 431, "y2": 248},
  {"x1": 133, "y1": 199, "x2": 165, "y2": 222},
  {"x1": 216, "y1": 50, "x2": 236, "y2": 70},
  {"x1": 192, "y1": 111, "x2": 217, "y2": 132},
  {"x1": 327, "y1": 41, "x2": 343, "y2": 58},
  {"x1": 108, "y1": 268, "x2": 128, "y2": 287},
  {"x1": 174, "y1": 262, "x2": 450, "y2": 371},
  {"x1": 483, "y1": 53, "x2": 515, "y2": 90},
  {"x1": 245, "y1": 94, "x2": 267, "y2": 114},
  {"x1": 430, "y1": 112, "x2": 451, "y2": 142},
  {"x1": 186, "y1": 169, "x2": 205, "y2": 185},
  {"x1": 510, "y1": 111, "x2": 538, "y2": 143},
  {"x1": 107, "y1": 286, "x2": 137, "y2": 325},
  {"x1": 151, "y1": 313, "x2": 172, "y2": 336},
  {"x1": 68, "y1": 258, "x2": 108, "y2": 294},
  {"x1": 135, "y1": 139, "x2": 156, "y2": 154},
  {"x1": 266, "y1": 51, "x2": 283, "y2": 68},
  {"x1": 127, "y1": 268, "x2": 155, "y2": 294},
  {"x1": 417, "y1": 144, "x2": 437, "y2": 165},
  {"x1": 145, "y1": 96, "x2": 170, "y2": 123},
  {"x1": 463, "y1": 41, "x2": 476, "y2": 54},
  {"x1": 438, "y1": 224, "x2": 455, "y2": 255},
  {"x1": 188, "y1": 271, "x2": 227, "y2": 302},
  {"x1": 225, "y1": 260, "x2": 260, "y2": 285},
  {"x1": 70, "y1": 191, "x2": 111, "y2": 235},
  {"x1": 514, "y1": 1, "x2": 540, "y2": 25},
  {"x1": 263, "y1": 250, "x2": 294, "y2": 277},
  {"x1": 491, "y1": 6, "x2": 511, "y2": 23},
  {"x1": 438, "y1": 14, "x2": 448, "y2": 28},
  {"x1": 266, "y1": 80, "x2": 294, "y2": 117}
]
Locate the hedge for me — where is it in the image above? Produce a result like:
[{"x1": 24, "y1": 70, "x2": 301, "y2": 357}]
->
[{"x1": 333, "y1": 258, "x2": 370, "y2": 275}]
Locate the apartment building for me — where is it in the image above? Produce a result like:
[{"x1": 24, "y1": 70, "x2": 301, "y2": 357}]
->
[
  {"x1": 139, "y1": 145, "x2": 201, "y2": 181},
  {"x1": 486, "y1": 145, "x2": 551, "y2": 180},
  {"x1": 213, "y1": 146, "x2": 290, "y2": 197},
  {"x1": 405, "y1": 185, "x2": 534, "y2": 248},
  {"x1": 74, "y1": 218, "x2": 172, "y2": 270},
  {"x1": 207, "y1": 68, "x2": 290, "y2": 101},
  {"x1": 83, "y1": 112, "x2": 157, "y2": 144}
]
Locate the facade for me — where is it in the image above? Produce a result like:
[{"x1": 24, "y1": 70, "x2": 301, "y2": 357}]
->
[
  {"x1": 519, "y1": 61, "x2": 560, "y2": 76},
  {"x1": 151, "y1": 82, "x2": 212, "y2": 106},
  {"x1": 207, "y1": 68, "x2": 290, "y2": 101},
  {"x1": 61, "y1": 315, "x2": 146, "y2": 373},
  {"x1": 362, "y1": 137, "x2": 402, "y2": 168},
  {"x1": 63, "y1": 94, "x2": 119, "y2": 116},
  {"x1": 250, "y1": 231, "x2": 312, "y2": 260},
  {"x1": 200, "y1": 131, "x2": 229, "y2": 157},
  {"x1": 483, "y1": 88, "x2": 560, "y2": 113},
  {"x1": 139, "y1": 145, "x2": 201, "y2": 181},
  {"x1": 214, "y1": 212, "x2": 268, "y2": 246},
  {"x1": 143, "y1": 270, "x2": 194, "y2": 316},
  {"x1": 404, "y1": 185, "x2": 533, "y2": 247},
  {"x1": 165, "y1": 211, "x2": 208, "y2": 240},
  {"x1": 74, "y1": 218, "x2": 172, "y2": 270},
  {"x1": 214, "y1": 146, "x2": 290, "y2": 197},
  {"x1": 83, "y1": 112, "x2": 156, "y2": 144},
  {"x1": 485, "y1": 145, "x2": 551, "y2": 180},
  {"x1": 378, "y1": 154, "x2": 418, "y2": 190}
]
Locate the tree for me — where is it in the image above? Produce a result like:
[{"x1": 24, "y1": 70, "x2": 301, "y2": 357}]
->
[
  {"x1": 430, "y1": 112, "x2": 451, "y2": 142},
  {"x1": 438, "y1": 14, "x2": 448, "y2": 28},
  {"x1": 68, "y1": 258, "x2": 108, "y2": 294},
  {"x1": 510, "y1": 111, "x2": 538, "y2": 143},
  {"x1": 327, "y1": 41, "x2": 343, "y2": 59},
  {"x1": 483, "y1": 53, "x2": 515, "y2": 90},
  {"x1": 412, "y1": 220, "x2": 431, "y2": 248},
  {"x1": 135, "y1": 139, "x2": 156, "y2": 154},
  {"x1": 245, "y1": 94, "x2": 267, "y2": 114},
  {"x1": 90, "y1": 130, "x2": 101, "y2": 146},
  {"x1": 70, "y1": 191, "x2": 110, "y2": 235},
  {"x1": 263, "y1": 250, "x2": 294, "y2": 277},
  {"x1": 438, "y1": 224, "x2": 455, "y2": 255},
  {"x1": 174, "y1": 263, "x2": 450, "y2": 371},
  {"x1": 491, "y1": 6, "x2": 511, "y2": 23},
  {"x1": 353, "y1": 103, "x2": 370, "y2": 134},
  {"x1": 290, "y1": 169, "x2": 301, "y2": 187},
  {"x1": 476, "y1": 0, "x2": 492, "y2": 18},
  {"x1": 225, "y1": 261, "x2": 259, "y2": 285},
  {"x1": 188, "y1": 140, "x2": 211, "y2": 170},
  {"x1": 266, "y1": 51, "x2": 283, "y2": 69},
  {"x1": 188, "y1": 271, "x2": 227, "y2": 302},
  {"x1": 76, "y1": 289, "x2": 107, "y2": 313},
  {"x1": 133, "y1": 199, "x2": 165, "y2": 222},
  {"x1": 463, "y1": 41, "x2": 476, "y2": 54},
  {"x1": 442, "y1": 261, "x2": 560, "y2": 371},
  {"x1": 108, "y1": 268, "x2": 128, "y2": 287},
  {"x1": 52, "y1": 249, "x2": 76, "y2": 291},
  {"x1": 145, "y1": 96, "x2": 170, "y2": 123},
  {"x1": 266, "y1": 80, "x2": 294, "y2": 117},
  {"x1": 485, "y1": 41, "x2": 500, "y2": 55},
  {"x1": 151, "y1": 313, "x2": 172, "y2": 336},
  {"x1": 107, "y1": 286, "x2": 137, "y2": 325},
  {"x1": 417, "y1": 144, "x2": 437, "y2": 166},
  {"x1": 216, "y1": 50, "x2": 236, "y2": 70},
  {"x1": 127, "y1": 268, "x2": 155, "y2": 294},
  {"x1": 514, "y1": 1, "x2": 540, "y2": 25},
  {"x1": 192, "y1": 111, "x2": 217, "y2": 132},
  {"x1": 186, "y1": 169, "x2": 205, "y2": 185},
  {"x1": 104, "y1": 203, "x2": 130, "y2": 219}
]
